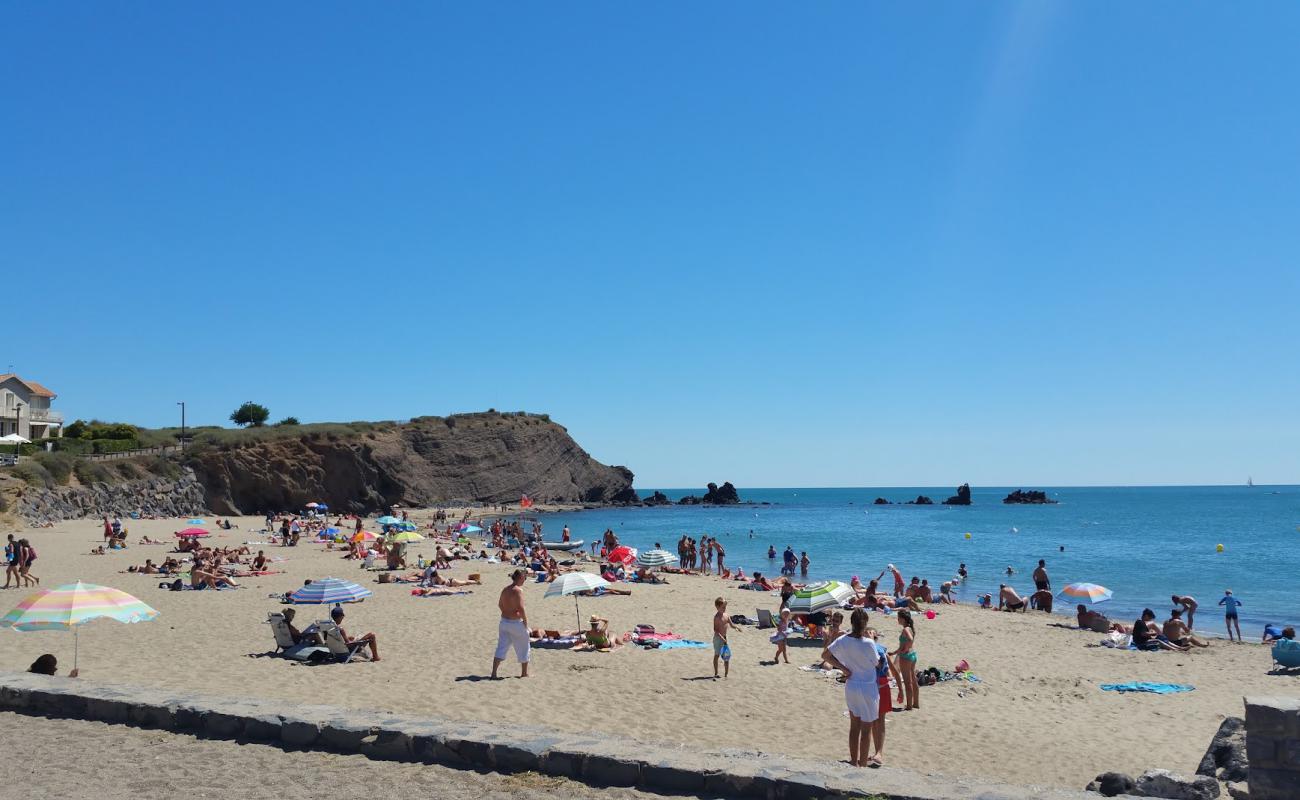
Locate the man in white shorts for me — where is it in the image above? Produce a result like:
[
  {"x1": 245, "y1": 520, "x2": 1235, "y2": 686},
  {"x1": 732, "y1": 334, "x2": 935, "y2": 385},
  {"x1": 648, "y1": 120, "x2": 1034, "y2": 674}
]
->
[{"x1": 492, "y1": 569, "x2": 530, "y2": 679}]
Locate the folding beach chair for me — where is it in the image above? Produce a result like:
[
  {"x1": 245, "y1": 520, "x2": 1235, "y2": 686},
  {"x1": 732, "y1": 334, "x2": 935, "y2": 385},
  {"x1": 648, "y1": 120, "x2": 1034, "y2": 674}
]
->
[
  {"x1": 757, "y1": 609, "x2": 775, "y2": 629},
  {"x1": 1271, "y1": 639, "x2": 1300, "y2": 671},
  {"x1": 317, "y1": 620, "x2": 371, "y2": 663},
  {"x1": 266, "y1": 613, "x2": 329, "y2": 662}
]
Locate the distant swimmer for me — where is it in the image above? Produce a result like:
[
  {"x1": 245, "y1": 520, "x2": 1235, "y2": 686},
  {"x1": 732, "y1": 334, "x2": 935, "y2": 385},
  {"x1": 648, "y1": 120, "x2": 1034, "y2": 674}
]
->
[
  {"x1": 767, "y1": 545, "x2": 776, "y2": 559},
  {"x1": 1059, "y1": 545, "x2": 1065, "y2": 552},
  {"x1": 957, "y1": 563, "x2": 968, "y2": 581},
  {"x1": 1005, "y1": 565, "x2": 1015, "y2": 576}
]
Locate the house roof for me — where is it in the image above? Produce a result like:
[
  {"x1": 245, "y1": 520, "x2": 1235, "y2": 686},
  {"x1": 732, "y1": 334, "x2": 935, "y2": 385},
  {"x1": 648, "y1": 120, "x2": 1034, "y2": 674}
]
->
[{"x1": 0, "y1": 374, "x2": 56, "y2": 399}]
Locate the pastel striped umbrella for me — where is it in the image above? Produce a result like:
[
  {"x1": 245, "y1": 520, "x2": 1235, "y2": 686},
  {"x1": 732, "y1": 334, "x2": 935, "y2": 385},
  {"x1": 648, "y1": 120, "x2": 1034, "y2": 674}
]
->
[
  {"x1": 176, "y1": 527, "x2": 210, "y2": 538},
  {"x1": 787, "y1": 580, "x2": 855, "y2": 614},
  {"x1": 1, "y1": 582, "x2": 158, "y2": 670},
  {"x1": 387, "y1": 530, "x2": 424, "y2": 543},
  {"x1": 289, "y1": 578, "x2": 372, "y2": 605},
  {"x1": 375, "y1": 516, "x2": 400, "y2": 526},
  {"x1": 636, "y1": 549, "x2": 679, "y2": 569},
  {"x1": 350, "y1": 530, "x2": 379, "y2": 543},
  {"x1": 544, "y1": 571, "x2": 611, "y2": 628},
  {"x1": 1058, "y1": 582, "x2": 1113, "y2": 605}
]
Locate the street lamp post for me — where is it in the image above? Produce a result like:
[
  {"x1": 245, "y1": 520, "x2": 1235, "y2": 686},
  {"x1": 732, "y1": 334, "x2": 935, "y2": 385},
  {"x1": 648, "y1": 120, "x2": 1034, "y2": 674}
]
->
[
  {"x1": 177, "y1": 401, "x2": 186, "y2": 452},
  {"x1": 14, "y1": 402, "x2": 22, "y2": 456}
]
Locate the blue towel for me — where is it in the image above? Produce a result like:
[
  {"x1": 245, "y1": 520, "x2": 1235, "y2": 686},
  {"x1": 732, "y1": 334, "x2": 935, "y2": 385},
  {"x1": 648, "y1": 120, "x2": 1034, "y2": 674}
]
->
[
  {"x1": 1100, "y1": 682, "x2": 1194, "y2": 694},
  {"x1": 655, "y1": 639, "x2": 709, "y2": 650}
]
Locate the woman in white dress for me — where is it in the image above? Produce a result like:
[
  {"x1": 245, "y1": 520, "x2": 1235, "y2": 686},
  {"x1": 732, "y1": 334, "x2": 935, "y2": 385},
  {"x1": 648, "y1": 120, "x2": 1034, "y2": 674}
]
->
[{"x1": 821, "y1": 608, "x2": 881, "y2": 767}]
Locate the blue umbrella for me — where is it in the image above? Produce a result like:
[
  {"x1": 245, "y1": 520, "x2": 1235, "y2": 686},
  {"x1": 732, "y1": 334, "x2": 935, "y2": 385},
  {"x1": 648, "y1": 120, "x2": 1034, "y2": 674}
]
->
[
  {"x1": 290, "y1": 578, "x2": 373, "y2": 605},
  {"x1": 186, "y1": 518, "x2": 205, "y2": 526},
  {"x1": 376, "y1": 515, "x2": 400, "y2": 526},
  {"x1": 317, "y1": 503, "x2": 329, "y2": 510}
]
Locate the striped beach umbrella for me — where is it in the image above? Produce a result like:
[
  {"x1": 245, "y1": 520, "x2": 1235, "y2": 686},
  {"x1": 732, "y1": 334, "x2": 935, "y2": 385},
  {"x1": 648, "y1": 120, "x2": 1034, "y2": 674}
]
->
[
  {"x1": 387, "y1": 530, "x2": 424, "y2": 543},
  {"x1": 545, "y1": 571, "x2": 612, "y2": 629},
  {"x1": 350, "y1": 530, "x2": 379, "y2": 543},
  {"x1": 787, "y1": 580, "x2": 855, "y2": 614},
  {"x1": 376, "y1": 516, "x2": 400, "y2": 526},
  {"x1": 290, "y1": 578, "x2": 373, "y2": 604},
  {"x1": 636, "y1": 549, "x2": 679, "y2": 569},
  {"x1": 1, "y1": 582, "x2": 158, "y2": 670},
  {"x1": 1058, "y1": 582, "x2": 1113, "y2": 605},
  {"x1": 176, "y1": 527, "x2": 210, "y2": 538}
]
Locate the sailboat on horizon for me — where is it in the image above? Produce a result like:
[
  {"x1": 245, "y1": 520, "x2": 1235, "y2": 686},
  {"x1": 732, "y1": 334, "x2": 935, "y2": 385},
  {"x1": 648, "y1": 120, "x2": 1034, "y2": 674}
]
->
[{"x1": 1247, "y1": 476, "x2": 1254, "y2": 488}]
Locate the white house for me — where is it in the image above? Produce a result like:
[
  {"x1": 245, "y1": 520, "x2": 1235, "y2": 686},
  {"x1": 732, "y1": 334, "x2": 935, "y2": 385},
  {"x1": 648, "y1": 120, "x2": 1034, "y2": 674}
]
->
[{"x1": 0, "y1": 374, "x2": 63, "y2": 441}]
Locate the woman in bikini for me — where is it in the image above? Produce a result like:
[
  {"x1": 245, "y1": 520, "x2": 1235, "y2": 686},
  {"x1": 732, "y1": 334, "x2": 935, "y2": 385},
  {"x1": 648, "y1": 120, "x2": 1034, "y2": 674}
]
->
[{"x1": 889, "y1": 610, "x2": 919, "y2": 710}]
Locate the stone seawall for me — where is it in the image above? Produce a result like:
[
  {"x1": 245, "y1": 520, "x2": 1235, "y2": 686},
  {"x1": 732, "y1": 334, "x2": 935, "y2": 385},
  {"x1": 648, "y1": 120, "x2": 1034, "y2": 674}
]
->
[
  {"x1": 0, "y1": 671, "x2": 1105, "y2": 800},
  {"x1": 1245, "y1": 696, "x2": 1300, "y2": 799},
  {"x1": 16, "y1": 468, "x2": 208, "y2": 526}
]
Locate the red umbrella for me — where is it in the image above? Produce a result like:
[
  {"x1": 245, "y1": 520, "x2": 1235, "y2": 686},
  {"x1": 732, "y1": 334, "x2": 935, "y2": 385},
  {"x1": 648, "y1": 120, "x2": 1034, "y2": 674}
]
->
[
  {"x1": 606, "y1": 545, "x2": 638, "y2": 565},
  {"x1": 175, "y1": 528, "x2": 210, "y2": 538}
]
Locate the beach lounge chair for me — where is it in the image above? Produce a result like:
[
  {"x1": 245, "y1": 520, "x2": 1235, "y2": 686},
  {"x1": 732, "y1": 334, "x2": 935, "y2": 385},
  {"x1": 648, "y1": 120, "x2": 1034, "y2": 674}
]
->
[
  {"x1": 1271, "y1": 639, "x2": 1300, "y2": 670},
  {"x1": 757, "y1": 609, "x2": 775, "y2": 629},
  {"x1": 317, "y1": 620, "x2": 370, "y2": 663},
  {"x1": 266, "y1": 613, "x2": 329, "y2": 662}
]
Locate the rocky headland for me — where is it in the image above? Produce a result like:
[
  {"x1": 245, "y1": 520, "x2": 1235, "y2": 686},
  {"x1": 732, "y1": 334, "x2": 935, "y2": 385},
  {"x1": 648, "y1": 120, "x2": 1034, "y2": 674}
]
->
[{"x1": 675, "y1": 481, "x2": 742, "y2": 506}]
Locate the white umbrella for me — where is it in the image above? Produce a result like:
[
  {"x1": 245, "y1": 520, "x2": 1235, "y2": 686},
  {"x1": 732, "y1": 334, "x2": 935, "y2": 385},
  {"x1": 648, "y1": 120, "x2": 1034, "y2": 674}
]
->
[
  {"x1": 636, "y1": 549, "x2": 679, "y2": 569},
  {"x1": 544, "y1": 571, "x2": 611, "y2": 629},
  {"x1": 0, "y1": 434, "x2": 30, "y2": 444}
]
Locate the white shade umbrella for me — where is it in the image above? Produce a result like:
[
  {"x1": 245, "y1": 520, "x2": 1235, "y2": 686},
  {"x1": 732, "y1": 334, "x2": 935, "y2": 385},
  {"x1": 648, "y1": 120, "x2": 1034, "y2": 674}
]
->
[
  {"x1": 0, "y1": 434, "x2": 30, "y2": 444},
  {"x1": 636, "y1": 549, "x2": 679, "y2": 569},
  {"x1": 544, "y1": 571, "x2": 611, "y2": 629}
]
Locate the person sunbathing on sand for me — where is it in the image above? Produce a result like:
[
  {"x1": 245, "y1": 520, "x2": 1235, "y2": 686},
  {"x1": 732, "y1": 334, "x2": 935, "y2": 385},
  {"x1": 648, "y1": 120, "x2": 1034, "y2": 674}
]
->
[
  {"x1": 1076, "y1": 604, "x2": 1129, "y2": 633},
  {"x1": 1163, "y1": 609, "x2": 1209, "y2": 648},
  {"x1": 574, "y1": 615, "x2": 621, "y2": 651},
  {"x1": 1132, "y1": 608, "x2": 1188, "y2": 651},
  {"x1": 424, "y1": 569, "x2": 479, "y2": 588}
]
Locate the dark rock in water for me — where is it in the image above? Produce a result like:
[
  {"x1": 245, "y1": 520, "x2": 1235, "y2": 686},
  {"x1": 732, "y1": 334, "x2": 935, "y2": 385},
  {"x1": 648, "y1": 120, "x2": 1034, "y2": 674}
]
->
[
  {"x1": 1087, "y1": 772, "x2": 1136, "y2": 797},
  {"x1": 643, "y1": 491, "x2": 673, "y2": 506},
  {"x1": 1133, "y1": 768, "x2": 1220, "y2": 800},
  {"x1": 873, "y1": 497, "x2": 891, "y2": 505},
  {"x1": 1197, "y1": 717, "x2": 1246, "y2": 784},
  {"x1": 702, "y1": 481, "x2": 740, "y2": 504},
  {"x1": 905, "y1": 496, "x2": 934, "y2": 505},
  {"x1": 677, "y1": 495, "x2": 702, "y2": 505},
  {"x1": 1003, "y1": 489, "x2": 1057, "y2": 504},
  {"x1": 610, "y1": 486, "x2": 641, "y2": 504},
  {"x1": 942, "y1": 483, "x2": 972, "y2": 505}
]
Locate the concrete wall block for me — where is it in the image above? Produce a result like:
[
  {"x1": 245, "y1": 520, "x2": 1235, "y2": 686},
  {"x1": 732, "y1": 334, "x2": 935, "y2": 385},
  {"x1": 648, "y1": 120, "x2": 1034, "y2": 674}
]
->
[
  {"x1": 1247, "y1": 735, "x2": 1279, "y2": 767},
  {"x1": 582, "y1": 753, "x2": 642, "y2": 787},
  {"x1": 243, "y1": 715, "x2": 283, "y2": 741},
  {"x1": 127, "y1": 702, "x2": 173, "y2": 729},
  {"x1": 410, "y1": 732, "x2": 462, "y2": 766},
  {"x1": 540, "y1": 749, "x2": 586, "y2": 779},
  {"x1": 360, "y1": 730, "x2": 412, "y2": 761},
  {"x1": 1246, "y1": 701, "x2": 1290, "y2": 736},
  {"x1": 704, "y1": 770, "x2": 758, "y2": 798},
  {"x1": 203, "y1": 711, "x2": 246, "y2": 738},
  {"x1": 280, "y1": 718, "x2": 322, "y2": 747},
  {"x1": 641, "y1": 762, "x2": 707, "y2": 794},
  {"x1": 1248, "y1": 766, "x2": 1300, "y2": 800},
  {"x1": 1282, "y1": 739, "x2": 1300, "y2": 768},
  {"x1": 489, "y1": 740, "x2": 544, "y2": 773},
  {"x1": 84, "y1": 696, "x2": 133, "y2": 724},
  {"x1": 319, "y1": 719, "x2": 376, "y2": 751},
  {"x1": 0, "y1": 686, "x2": 32, "y2": 710}
]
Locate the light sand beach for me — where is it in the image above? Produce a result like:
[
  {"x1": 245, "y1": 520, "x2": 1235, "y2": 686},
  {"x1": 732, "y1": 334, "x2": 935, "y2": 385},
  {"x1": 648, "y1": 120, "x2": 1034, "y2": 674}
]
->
[{"x1": 2, "y1": 513, "x2": 1293, "y2": 791}]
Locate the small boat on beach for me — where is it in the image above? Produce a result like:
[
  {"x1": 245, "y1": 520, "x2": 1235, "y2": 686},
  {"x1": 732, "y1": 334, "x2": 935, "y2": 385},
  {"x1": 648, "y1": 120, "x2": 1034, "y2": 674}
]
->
[{"x1": 542, "y1": 539, "x2": 584, "y2": 552}]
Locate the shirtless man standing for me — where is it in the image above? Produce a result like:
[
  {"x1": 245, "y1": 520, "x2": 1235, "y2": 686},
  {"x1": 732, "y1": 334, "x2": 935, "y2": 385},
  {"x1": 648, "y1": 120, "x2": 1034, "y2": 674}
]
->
[
  {"x1": 492, "y1": 569, "x2": 530, "y2": 679},
  {"x1": 1171, "y1": 595, "x2": 1198, "y2": 629},
  {"x1": 1032, "y1": 560, "x2": 1051, "y2": 592},
  {"x1": 712, "y1": 597, "x2": 739, "y2": 679}
]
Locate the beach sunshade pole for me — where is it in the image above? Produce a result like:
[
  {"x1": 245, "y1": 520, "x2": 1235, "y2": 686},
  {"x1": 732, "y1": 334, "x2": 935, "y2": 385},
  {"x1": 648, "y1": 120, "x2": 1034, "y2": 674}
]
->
[{"x1": 574, "y1": 595, "x2": 582, "y2": 630}]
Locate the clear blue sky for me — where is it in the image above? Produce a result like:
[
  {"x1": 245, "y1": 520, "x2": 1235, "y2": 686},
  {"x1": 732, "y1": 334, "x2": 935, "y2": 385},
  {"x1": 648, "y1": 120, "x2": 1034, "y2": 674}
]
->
[{"x1": 4, "y1": 4, "x2": 1298, "y2": 487}]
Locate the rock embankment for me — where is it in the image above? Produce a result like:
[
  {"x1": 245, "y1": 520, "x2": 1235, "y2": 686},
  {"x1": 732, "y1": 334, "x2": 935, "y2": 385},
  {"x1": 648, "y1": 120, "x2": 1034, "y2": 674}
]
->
[
  {"x1": 187, "y1": 412, "x2": 636, "y2": 515},
  {"x1": 15, "y1": 468, "x2": 208, "y2": 526}
]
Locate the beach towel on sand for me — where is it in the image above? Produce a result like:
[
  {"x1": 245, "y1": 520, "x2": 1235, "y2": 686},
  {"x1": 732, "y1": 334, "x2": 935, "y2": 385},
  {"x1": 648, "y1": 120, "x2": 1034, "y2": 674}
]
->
[
  {"x1": 654, "y1": 640, "x2": 708, "y2": 650},
  {"x1": 1100, "y1": 682, "x2": 1194, "y2": 694}
]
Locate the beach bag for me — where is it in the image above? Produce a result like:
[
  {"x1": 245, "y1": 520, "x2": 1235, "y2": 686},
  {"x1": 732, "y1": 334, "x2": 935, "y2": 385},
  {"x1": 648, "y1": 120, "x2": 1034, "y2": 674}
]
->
[
  {"x1": 168, "y1": 579, "x2": 183, "y2": 592},
  {"x1": 635, "y1": 624, "x2": 655, "y2": 635},
  {"x1": 378, "y1": 573, "x2": 392, "y2": 584}
]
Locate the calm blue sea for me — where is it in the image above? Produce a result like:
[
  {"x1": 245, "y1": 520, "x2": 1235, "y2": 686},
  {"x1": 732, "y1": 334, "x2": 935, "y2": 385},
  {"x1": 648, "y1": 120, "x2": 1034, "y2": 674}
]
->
[{"x1": 544, "y1": 486, "x2": 1300, "y2": 636}]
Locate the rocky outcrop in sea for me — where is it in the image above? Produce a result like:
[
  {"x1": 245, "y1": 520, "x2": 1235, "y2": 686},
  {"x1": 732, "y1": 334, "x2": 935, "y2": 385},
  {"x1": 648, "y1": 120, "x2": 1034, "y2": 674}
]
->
[
  {"x1": 943, "y1": 483, "x2": 972, "y2": 505},
  {"x1": 1003, "y1": 489, "x2": 1057, "y2": 504}
]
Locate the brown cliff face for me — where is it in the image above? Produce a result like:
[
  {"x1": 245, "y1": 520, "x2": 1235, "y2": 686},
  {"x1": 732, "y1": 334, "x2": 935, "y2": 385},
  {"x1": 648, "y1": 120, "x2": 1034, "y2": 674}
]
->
[{"x1": 186, "y1": 413, "x2": 636, "y2": 515}]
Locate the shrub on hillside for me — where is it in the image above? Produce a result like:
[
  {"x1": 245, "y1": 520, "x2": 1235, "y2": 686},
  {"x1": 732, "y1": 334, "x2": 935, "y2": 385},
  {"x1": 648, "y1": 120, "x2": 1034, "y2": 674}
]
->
[
  {"x1": 33, "y1": 452, "x2": 75, "y2": 486},
  {"x1": 113, "y1": 461, "x2": 144, "y2": 481},
  {"x1": 147, "y1": 457, "x2": 183, "y2": 480},
  {"x1": 275, "y1": 417, "x2": 300, "y2": 426},
  {"x1": 11, "y1": 462, "x2": 52, "y2": 488},
  {"x1": 91, "y1": 439, "x2": 139, "y2": 454},
  {"x1": 74, "y1": 460, "x2": 112, "y2": 485}
]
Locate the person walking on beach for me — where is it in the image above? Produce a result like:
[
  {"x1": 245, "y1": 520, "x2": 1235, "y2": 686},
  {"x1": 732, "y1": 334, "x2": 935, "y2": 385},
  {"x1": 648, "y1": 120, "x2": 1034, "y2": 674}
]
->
[
  {"x1": 770, "y1": 608, "x2": 792, "y2": 664},
  {"x1": 1032, "y1": 559, "x2": 1051, "y2": 591},
  {"x1": 714, "y1": 540, "x2": 725, "y2": 576},
  {"x1": 1171, "y1": 594, "x2": 1198, "y2": 630},
  {"x1": 866, "y1": 626, "x2": 901, "y2": 766},
  {"x1": 492, "y1": 569, "x2": 530, "y2": 679},
  {"x1": 3, "y1": 535, "x2": 18, "y2": 589},
  {"x1": 712, "y1": 597, "x2": 738, "y2": 678},
  {"x1": 17, "y1": 539, "x2": 38, "y2": 587},
  {"x1": 820, "y1": 609, "x2": 880, "y2": 767},
  {"x1": 1218, "y1": 590, "x2": 1242, "y2": 641},
  {"x1": 890, "y1": 610, "x2": 918, "y2": 710}
]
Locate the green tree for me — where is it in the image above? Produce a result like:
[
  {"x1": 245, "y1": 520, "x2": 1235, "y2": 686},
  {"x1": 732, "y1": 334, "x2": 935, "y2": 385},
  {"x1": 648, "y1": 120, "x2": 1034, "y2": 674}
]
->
[
  {"x1": 275, "y1": 416, "x2": 300, "y2": 426},
  {"x1": 229, "y1": 402, "x2": 270, "y2": 428}
]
